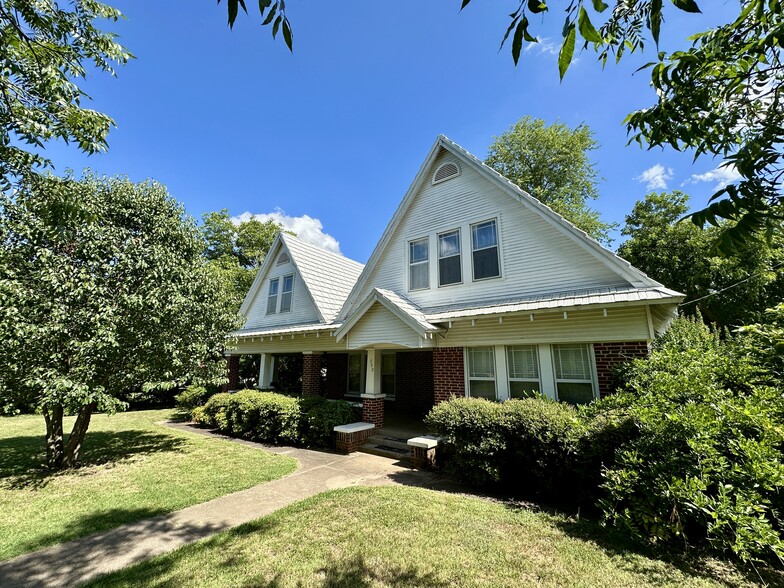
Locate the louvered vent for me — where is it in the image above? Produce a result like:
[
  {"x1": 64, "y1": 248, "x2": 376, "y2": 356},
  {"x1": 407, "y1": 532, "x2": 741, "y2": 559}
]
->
[
  {"x1": 276, "y1": 252, "x2": 290, "y2": 265},
  {"x1": 433, "y1": 162, "x2": 460, "y2": 184}
]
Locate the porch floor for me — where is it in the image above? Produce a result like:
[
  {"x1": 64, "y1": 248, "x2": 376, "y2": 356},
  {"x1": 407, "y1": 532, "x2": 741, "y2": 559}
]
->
[{"x1": 378, "y1": 406, "x2": 428, "y2": 440}]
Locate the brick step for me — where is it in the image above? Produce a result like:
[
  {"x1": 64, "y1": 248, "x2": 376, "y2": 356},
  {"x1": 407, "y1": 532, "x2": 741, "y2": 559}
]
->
[
  {"x1": 365, "y1": 435, "x2": 409, "y2": 451},
  {"x1": 358, "y1": 442, "x2": 411, "y2": 463}
]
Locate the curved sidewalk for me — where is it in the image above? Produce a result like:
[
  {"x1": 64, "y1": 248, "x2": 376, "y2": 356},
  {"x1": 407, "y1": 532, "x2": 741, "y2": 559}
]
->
[{"x1": 0, "y1": 423, "x2": 451, "y2": 588}]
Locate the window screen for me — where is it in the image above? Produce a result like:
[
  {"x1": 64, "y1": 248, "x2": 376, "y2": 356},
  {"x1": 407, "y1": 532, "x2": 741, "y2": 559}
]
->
[
  {"x1": 467, "y1": 347, "x2": 496, "y2": 400},
  {"x1": 438, "y1": 230, "x2": 461, "y2": 286},
  {"x1": 507, "y1": 345, "x2": 540, "y2": 398},
  {"x1": 280, "y1": 275, "x2": 294, "y2": 313},
  {"x1": 266, "y1": 278, "x2": 279, "y2": 314},
  {"x1": 552, "y1": 344, "x2": 595, "y2": 405},
  {"x1": 409, "y1": 238, "x2": 429, "y2": 290},
  {"x1": 472, "y1": 220, "x2": 500, "y2": 280}
]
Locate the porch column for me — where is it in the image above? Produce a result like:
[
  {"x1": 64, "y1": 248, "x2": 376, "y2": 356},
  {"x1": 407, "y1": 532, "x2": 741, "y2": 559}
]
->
[
  {"x1": 302, "y1": 352, "x2": 321, "y2": 396},
  {"x1": 223, "y1": 355, "x2": 240, "y2": 392},
  {"x1": 258, "y1": 353, "x2": 274, "y2": 389},
  {"x1": 361, "y1": 348, "x2": 385, "y2": 427}
]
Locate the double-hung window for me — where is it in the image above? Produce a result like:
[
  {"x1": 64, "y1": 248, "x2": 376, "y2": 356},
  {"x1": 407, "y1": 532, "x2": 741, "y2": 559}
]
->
[
  {"x1": 467, "y1": 347, "x2": 496, "y2": 400},
  {"x1": 266, "y1": 278, "x2": 279, "y2": 315},
  {"x1": 280, "y1": 275, "x2": 294, "y2": 313},
  {"x1": 347, "y1": 354, "x2": 363, "y2": 394},
  {"x1": 471, "y1": 220, "x2": 500, "y2": 280},
  {"x1": 438, "y1": 229, "x2": 462, "y2": 286},
  {"x1": 409, "y1": 238, "x2": 429, "y2": 290},
  {"x1": 552, "y1": 344, "x2": 596, "y2": 405},
  {"x1": 506, "y1": 345, "x2": 540, "y2": 398}
]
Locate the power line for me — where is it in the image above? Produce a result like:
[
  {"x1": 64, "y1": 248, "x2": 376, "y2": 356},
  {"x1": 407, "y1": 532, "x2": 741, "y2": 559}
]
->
[{"x1": 678, "y1": 260, "x2": 784, "y2": 308}]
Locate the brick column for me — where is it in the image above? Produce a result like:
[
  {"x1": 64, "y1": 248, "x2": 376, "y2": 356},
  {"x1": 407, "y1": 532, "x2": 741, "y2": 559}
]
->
[
  {"x1": 593, "y1": 341, "x2": 650, "y2": 397},
  {"x1": 222, "y1": 355, "x2": 240, "y2": 392},
  {"x1": 433, "y1": 347, "x2": 465, "y2": 404},
  {"x1": 362, "y1": 395, "x2": 385, "y2": 427},
  {"x1": 302, "y1": 352, "x2": 321, "y2": 397}
]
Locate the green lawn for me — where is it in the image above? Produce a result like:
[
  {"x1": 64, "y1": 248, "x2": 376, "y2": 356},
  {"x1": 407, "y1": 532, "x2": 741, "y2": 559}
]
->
[
  {"x1": 89, "y1": 486, "x2": 771, "y2": 588},
  {"x1": 0, "y1": 409, "x2": 297, "y2": 561}
]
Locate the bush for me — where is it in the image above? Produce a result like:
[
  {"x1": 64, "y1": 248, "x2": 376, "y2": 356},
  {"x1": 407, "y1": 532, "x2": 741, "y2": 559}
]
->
[
  {"x1": 175, "y1": 385, "x2": 211, "y2": 412},
  {"x1": 196, "y1": 391, "x2": 354, "y2": 449}
]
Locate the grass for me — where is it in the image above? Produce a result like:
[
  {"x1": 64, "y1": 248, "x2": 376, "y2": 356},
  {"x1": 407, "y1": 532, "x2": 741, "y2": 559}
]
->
[
  {"x1": 0, "y1": 409, "x2": 297, "y2": 561},
  {"x1": 89, "y1": 486, "x2": 773, "y2": 588}
]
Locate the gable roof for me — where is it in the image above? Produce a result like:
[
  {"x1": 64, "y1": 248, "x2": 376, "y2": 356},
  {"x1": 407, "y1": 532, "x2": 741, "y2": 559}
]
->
[
  {"x1": 240, "y1": 232, "x2": 364, "y2": 324},
  {"x1": 334, "y1": 288, "x2": 440, "y2": 342},
  {"x1": 338, "y1": 135, "x2": 671, "y2": 320}
]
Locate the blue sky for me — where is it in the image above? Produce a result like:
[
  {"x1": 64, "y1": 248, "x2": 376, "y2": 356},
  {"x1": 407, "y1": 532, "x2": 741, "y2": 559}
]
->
[{"x1": 42, "y1": 1, "x2": 740, "y2": 261}]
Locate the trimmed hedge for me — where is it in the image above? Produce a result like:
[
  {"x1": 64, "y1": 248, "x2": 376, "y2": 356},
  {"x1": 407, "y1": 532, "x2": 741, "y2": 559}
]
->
[{"x1": 194, "y1": 391, "x2": 354, "y2": 449}]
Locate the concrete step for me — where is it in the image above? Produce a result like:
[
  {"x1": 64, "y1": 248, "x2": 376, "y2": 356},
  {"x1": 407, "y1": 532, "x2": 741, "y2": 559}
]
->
[
  {"x1": 358, "y1": 441, "x2": 411, "y2": 463},
  {"x1": 366, "y1": 434, "x2": 409, "y2": 451}
]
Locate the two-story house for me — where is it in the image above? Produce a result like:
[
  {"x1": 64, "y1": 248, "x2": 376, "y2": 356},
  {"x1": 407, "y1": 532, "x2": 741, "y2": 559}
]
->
[{"x1": 226, "y1": 135, "x2": 683, "y2": 429}]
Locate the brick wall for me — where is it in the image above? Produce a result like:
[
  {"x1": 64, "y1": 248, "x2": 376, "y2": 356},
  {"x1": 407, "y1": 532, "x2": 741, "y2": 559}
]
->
[
  {"x1": 433, "y1": 347, "x2": 465, "y2": 404},
  {"x1": 325, "y1": 353, "x2": 348, "y2": 399},
  {"x1": 336, "y1": 427, "x2": 375, "y2": 454},
  {"x1": 302, "y1": 353, "x2": 322, "y2": 396},
  {"x1": 222, "y1": 355, "x2": 240, "y2": 392},
  {"x1": 395, "y1": 351, "x2": 434, "y2": 415},
  {"x1": 362, "y1": 396, "x2": 385, "y2": 427},
  {"x1": 594, "y1": 341, "x2": 649, "y2": 397}
]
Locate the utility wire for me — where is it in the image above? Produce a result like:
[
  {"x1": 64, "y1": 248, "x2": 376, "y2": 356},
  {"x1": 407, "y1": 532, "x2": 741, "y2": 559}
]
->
[{"x1": 678, "y1": 260, "x2": 784, "y2": 308}]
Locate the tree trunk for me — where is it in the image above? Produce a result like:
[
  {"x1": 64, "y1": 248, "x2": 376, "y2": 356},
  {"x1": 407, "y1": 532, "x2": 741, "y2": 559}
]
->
[
  {"x1": 63, "y1": 402, "x2": 97, "y2": 468},
  {"x1": 43, "y1": 404, "x2": 65, "y2": 469}
]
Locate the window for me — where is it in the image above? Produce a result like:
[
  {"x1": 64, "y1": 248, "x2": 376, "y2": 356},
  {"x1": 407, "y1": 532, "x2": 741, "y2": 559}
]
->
[
  {"x1": 347, "y1": 354, "x2": 363, "y2": 394},
  {"x1": 472, "y1": 220, "x2": 500, "y2": 280},
  {"x1": 381, "y1": 353, "x2": 396, "y2": 399},
  {"x1": 438, "y1": 230, "x2": 462, "y2": 286},
  {"x1": 280, "y1": 274, "x2": 294, "y2": 313},
  {"x1": 409, "y1": 238, "x2": 429, "y2": 290},
  {"x1": 467, "y1": 347, "x2": 496, "y2": 400},
  {"x1": 552, "y1": 344, "x2": 596, "y2": 405},
  {"x1": 266, "y1": 278, "x2": 279, "y2": 315},
  {"x1": 506, "y1": 346, "x2": 540, "y2": 398},
  {"x1": 276, "y1": 252, "x2": 290, "y2": 265}
]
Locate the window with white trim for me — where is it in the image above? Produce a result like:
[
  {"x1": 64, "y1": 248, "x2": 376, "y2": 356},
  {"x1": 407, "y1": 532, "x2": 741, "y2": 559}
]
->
[
  {"x1": 552, "y1": 344, "x2": 596, "y2": 405},
  {"x1": 467, "y1": 346, "x2": 496, "y2": 400},
  {"x1": 438, "y1": 229, "x2": 462, "y2": 286},
  {"x1": 266, "y1": 278, "x2": 279, "y2": 315},
  {"x1": 409, "y1": 237, "x2": 429, "y2": 290},
  {"x1": 280, "y1": 274, "x2": 294, "y2": 313},
  {"x1": 506, "y1": 345, "x2": 541, "y2": 398},
  {"x1": 471, "y1": 220, "x2": 500, "y2": 280}
]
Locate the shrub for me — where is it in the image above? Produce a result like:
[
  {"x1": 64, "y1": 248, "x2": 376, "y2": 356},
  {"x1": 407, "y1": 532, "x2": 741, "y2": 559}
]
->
[
  {"x1": 175, "y1": 385, "x2": 211, "y2": 412},
  {"x1": 200, "y1": 392, "x2": 234, "y2": 431},
  {"x1": 299, "y1": 396, "x2": 355, "y2": 448},
  {"x1": 222, "y1": 391, "x2": 301, "y2": 444}
]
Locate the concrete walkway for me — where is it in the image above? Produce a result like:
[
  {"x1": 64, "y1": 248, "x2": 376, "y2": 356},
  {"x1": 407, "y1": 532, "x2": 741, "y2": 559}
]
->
[{"x1": 0, "y1": 422, "x2": 453, "y2": 588}]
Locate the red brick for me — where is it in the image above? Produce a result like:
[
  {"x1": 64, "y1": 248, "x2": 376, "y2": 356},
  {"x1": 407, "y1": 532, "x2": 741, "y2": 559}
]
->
[{"x1": 593, "y1": 341, "x2": 649, "y2": 397}]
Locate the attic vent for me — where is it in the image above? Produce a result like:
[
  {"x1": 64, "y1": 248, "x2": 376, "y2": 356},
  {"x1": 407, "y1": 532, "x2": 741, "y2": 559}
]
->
[
  {"x1": 433, "y1": 162, "x2": 460, "y2": 184},
  {"x1": 276, "y1": 252, "x2": 290, "y2": 265}
]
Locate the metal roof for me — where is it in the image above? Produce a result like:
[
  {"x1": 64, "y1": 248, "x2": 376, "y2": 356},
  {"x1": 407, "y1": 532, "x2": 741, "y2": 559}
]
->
[
  {"x1": 423, "y1": 286, "x2": 684, "y2": 322},
  {"x1": 229, "y1": 322, "x2": 339, "y2": 339}
]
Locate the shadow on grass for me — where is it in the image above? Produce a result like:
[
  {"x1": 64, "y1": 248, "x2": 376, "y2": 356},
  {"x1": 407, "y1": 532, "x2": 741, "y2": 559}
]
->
[
  {"x1": 0, "y1": 507, "x2": 234, "y2": 588},
  {"x1": 0, "y1": 430, "x2": 188, "y2": 490}
]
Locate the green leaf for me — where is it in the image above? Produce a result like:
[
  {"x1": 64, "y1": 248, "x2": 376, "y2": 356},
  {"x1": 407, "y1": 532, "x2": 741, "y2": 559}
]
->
[
  {"x1": 282, "y1": 19, "x2": 293, "y2": 51},
  {"x1": 671, "y1": 0, "x2": 701, "y2": 13},
  {"x1": 258, "y1": 0, "x2": 272, "y2": 18},
  {"x1": 651, "y1": 0, "x2": 663, "y2": 46},
  {"x1": 512, "y1": 19, "x2": 525, "y2": 65},
  {"x1": 228, "y1": 0, "x2": 239, "y2": 28},
  {"x1": 272, "y1": 15, "x2": 281, "y2": 38},
  {"x1": 527, "y1": 0, "x2": 547, "y2": 14},
  {"x1": 262, "y1": 4, "x2": 277, "y2": 26},
  {"x1": 591, "y1": 0, "x2": 609, "y2": 11},
  {"x1": 577, "y1": 6, "x2": 602, "y2": 43},
  {"x1": 559, "y1": 23, "x2": 576, "y2": 80},
  {"x1": 460, "y1": 0, "x2": 472, "y2": 10}
]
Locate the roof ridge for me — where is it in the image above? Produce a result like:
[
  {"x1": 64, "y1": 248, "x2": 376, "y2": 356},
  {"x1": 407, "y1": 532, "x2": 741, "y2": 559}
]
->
[{"x1": 281, "y1": 232, "x2": 364, "y2": 269}]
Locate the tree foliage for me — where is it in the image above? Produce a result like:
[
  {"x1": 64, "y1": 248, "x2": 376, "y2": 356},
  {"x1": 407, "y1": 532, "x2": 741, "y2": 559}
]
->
[
  {"x1": 618, "y1": 191, "x2": 784, "y2": 329},
  {"x1": 0, "y1": 0, "x2": 131, "y2": 186},
  {"x1": 0, "y1": 173, "x2": 241, "y2": 468},
  {"x1": 485, "y1": 116, "x2": 615, "y2": 244},
  {"x1": 230, "y1": 0, "x2": 783, "y2": 249},
  {"x1": 201, "y1": 209, "x2": 285, "y2": 309}
]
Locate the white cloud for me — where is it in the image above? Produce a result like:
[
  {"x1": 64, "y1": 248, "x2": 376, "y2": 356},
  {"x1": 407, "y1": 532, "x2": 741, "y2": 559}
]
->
[
  {"x1": 231, "y1": 209, "x2": 341, "y2": 254},
  {"x1": 523, "y1": 37, "x2": 560, "y2": 57},
  {"x1": 686, "y1": 164, "x2": 742, "y2": 191},
  {"x1": 635, "y1": 164, "x2": 673, "y2": 190}
]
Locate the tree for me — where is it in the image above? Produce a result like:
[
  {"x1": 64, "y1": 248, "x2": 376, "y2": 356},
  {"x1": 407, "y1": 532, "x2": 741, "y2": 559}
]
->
[
  {"x1": 0, "y1": 1, "x2": 130, "y2": 186},
  {"x1": 229, "y1": 1, "x2": 783, "y2": 249},
  {"x1": 0, "y1": 173, "x2": 241, "y2": 468},
  {"x1": 618, "y1": 191, "x2": 784, "y2": 328},
  {"x1": 485, "y1": 116, "x2": 615, "y2": 243},
  {"x1": 201, "y1": 209, "x2": 285, "y2": 309}
]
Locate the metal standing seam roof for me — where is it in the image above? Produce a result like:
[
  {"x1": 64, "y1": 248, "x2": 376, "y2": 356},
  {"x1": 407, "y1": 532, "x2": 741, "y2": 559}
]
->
[
  {"x1": 423, "y1": 286, "x2": 684, "y2": 322},
  {"x1": 229, "y1": 322, "x2": 341, "y2": 339},
  {"x1": 372, "y1": 288, "x2": 440, "y2": 333},
  {"x1": 280, "y1": 233, "x2": 365, "y2": 323}
]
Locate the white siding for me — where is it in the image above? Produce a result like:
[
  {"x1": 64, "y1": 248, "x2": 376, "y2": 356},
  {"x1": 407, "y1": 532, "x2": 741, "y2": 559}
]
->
[
  {"x1": 343, "y1": 149, "x2": 629, "y2": 318},
  {"x1": 439, "y1": 306, "x2": 650, "y2": 347},
  {"x1": 346, "y1": 303, "x2": 424, "y2": 350},
  {"x1": 243, "y1": 254, "x2": 321, "y2": 329}
]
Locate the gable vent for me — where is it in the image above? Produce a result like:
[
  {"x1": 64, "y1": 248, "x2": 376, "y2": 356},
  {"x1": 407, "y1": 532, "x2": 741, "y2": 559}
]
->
[
  {"x1": 433, "y1": 162, "x2": 460, "y2": 184},
  {"x1": 276, "y1": 252, "x2": 290, "y2": 265}
]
